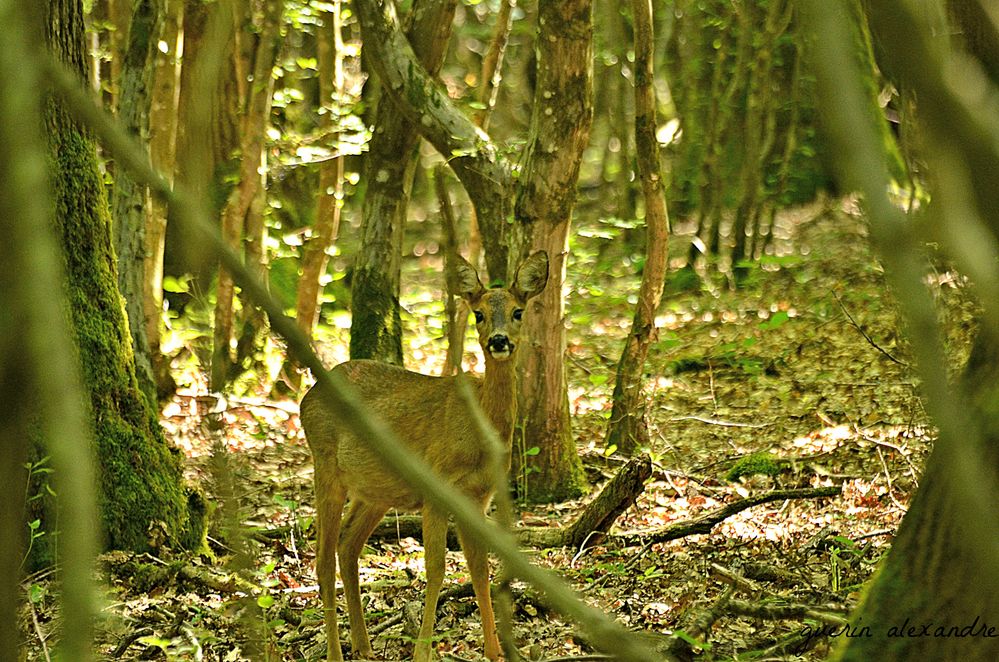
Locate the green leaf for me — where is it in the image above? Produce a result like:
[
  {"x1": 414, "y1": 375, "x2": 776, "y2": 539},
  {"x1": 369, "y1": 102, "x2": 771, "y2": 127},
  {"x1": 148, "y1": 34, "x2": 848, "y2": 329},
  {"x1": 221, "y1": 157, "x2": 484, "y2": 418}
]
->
[
  {"x1": 588, "y1": 373, "x2": 609, "y2": 387},
  {"x1": 257, "y1": 594, "x2": 275, "y2": 609},
  {"x1": 162, "y1": 275, "x2": 192, "y2": 294},
  {"x1": 137, "y1": 635, "x2": 172, "y2": 650},
  {"x1": 759, "y1": 311, "x2": 790, "y2": 330},
  {"x1": 673, "y1": 629, "x2": 712, "y2": 650},
  {"x1": 28, "y1": 583, "x2": 46, "y2": 604},
  {"x1": 524, "y1": 446, "x2": 540, "y2": 457}
]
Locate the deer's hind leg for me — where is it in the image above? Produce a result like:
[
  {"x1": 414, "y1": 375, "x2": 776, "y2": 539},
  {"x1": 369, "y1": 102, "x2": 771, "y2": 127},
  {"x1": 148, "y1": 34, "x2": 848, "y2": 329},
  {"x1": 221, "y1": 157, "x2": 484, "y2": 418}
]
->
[{"x1": 338, "y1": 499, "x2": 389, "y2": 658}]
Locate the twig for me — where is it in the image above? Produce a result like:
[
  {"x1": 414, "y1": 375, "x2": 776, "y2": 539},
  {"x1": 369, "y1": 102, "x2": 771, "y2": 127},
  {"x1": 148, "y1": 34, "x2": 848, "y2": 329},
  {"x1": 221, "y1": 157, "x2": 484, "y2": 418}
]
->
[
  {"x1": 852, "y1": 528, "x2": 895, "y2": 542},
  {"x1": 831, "y1": 289, "x2": 907, "y2": 365},
  {"x1": 28, "y1": 594, "x2": 52, "y2": 662},
  {"x1": 726, "y1": 598, "x2": 849, "y2": 627},
  {"x1": 875, "y1": 446, "x2": 908, "y2": 512},
  {"x1": 670, "y1": 415, "x2": 771, "y2": 428},
  {"x1": 861, "y1": 431, "x2": 921, "y2": 483},
  {"x1": 613, "y1": 485, "x2": 842, "y2": 547},
  {"x1": 111, "y1": 627, "x2": 153, "y2": 658},
  {"x1": 710, "y1": 562, "x2": 763, "y2": 594}
]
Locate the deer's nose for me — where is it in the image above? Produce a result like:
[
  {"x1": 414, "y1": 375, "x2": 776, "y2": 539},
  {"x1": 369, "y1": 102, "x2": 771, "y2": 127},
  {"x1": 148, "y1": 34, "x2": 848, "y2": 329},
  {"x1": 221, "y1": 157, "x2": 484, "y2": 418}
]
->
[{"x1": 486, "y1": 334, "x2": 514, "y2": 356}]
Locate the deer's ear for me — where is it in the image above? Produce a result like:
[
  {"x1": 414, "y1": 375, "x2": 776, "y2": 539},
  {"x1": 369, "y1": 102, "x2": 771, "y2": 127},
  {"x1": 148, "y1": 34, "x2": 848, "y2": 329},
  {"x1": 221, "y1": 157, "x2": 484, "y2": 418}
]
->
[
  {"x1": 513, "y1": 251, "x2": 549, "y2": 301},
  {"x1": 452, "y1": 254, "x2": 485, "y2": 302}
]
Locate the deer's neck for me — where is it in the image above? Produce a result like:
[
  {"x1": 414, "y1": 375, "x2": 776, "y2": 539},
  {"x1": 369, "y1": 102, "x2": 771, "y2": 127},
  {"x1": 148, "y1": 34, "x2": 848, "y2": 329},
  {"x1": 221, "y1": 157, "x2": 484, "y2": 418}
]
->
[{"x1": 479, "y1": 358, "x2": 518, "y2": 448}]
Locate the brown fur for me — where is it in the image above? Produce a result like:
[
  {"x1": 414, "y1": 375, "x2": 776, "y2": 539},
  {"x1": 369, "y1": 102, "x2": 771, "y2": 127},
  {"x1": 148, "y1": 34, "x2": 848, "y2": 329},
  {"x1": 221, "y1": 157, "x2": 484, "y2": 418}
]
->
[{"x1": 301, "y1": 252, "x2": 549, "y2": 661}]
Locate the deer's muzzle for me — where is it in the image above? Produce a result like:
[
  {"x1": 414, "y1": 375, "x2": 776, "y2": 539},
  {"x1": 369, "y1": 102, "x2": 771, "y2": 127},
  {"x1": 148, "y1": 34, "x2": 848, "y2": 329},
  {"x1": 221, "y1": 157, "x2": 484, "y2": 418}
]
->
[{"x1": 486, "y1": 335, "x2": 514, "y2": 359}]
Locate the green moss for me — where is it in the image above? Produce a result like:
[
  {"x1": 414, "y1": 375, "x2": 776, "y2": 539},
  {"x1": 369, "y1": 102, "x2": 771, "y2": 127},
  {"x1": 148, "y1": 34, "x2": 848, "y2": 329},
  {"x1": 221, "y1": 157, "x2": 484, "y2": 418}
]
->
[
  {"x1": 349, "y1": 265, "x2": 403, "y2": 364},
  {"x1": 726, "y1": 452, "x2": 785, "y2": 481},
  {"x1": 27, "y1": 109, "x2": 206, "y2": 569}
]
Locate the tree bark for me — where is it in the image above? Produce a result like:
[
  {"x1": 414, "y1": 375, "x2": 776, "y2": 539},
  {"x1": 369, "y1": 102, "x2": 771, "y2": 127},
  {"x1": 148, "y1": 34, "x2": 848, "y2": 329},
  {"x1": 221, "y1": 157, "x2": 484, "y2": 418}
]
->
[
  {"x1": 166, "y1": 0, "x2": 238, "y2": 288},
  {"x1": 292, "y1": 0, "x2": 346, "y2": 379},
  {"x1": 210, "y1": 0, "x2": 283, "y2": 390},
  {"x1": 437, "y1": 168, "x2": 466, "y2": 377},
  {"x1": 802, "y1": 2, "x2": 999, "y2": 658},
  {"x1": 353, "y1": 0, "x2": 512, "y2": 282},
  {"x1": 349, "y1": 0, "x2": 458, "y2": 364},
  {"x1": 604, "y1": 0, "x2": 670, "y2": 456},
  {"x1": 111, "y1": 0, "x2": 163, "y2": 409},
  {"x1": 145, "y1": 0, "x2": 182, "y2": 401},
  {"x1": 510, "y1": 0, "x2": 593, "y2": 502},
  {"x1": 33, "y1": 0, "x2": 205, "y2": 571}
]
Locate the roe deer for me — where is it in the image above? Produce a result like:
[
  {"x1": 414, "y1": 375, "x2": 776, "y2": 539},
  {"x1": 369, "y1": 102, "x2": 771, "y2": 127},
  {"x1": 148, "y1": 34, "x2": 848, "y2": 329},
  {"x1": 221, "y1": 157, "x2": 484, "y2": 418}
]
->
[{"x1": 301, "y1": 251, "x2": 550, "y2": 661}]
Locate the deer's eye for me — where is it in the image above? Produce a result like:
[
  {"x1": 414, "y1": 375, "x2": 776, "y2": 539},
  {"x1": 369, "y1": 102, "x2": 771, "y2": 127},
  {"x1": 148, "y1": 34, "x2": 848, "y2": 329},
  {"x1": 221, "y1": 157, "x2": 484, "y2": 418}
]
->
[
  {"x1": 513, "y1": 308, "x2": 524, "y2": 321},
  {"x1": 473, "y1": 311, "x2": 485, "y2": 324}
]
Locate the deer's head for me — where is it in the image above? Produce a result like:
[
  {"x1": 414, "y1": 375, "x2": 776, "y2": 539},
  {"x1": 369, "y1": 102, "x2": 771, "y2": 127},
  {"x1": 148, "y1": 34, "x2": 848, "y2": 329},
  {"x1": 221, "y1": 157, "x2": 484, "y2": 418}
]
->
[{"x1": 454, "y1": 251, "x2": 549, "y2": 362}]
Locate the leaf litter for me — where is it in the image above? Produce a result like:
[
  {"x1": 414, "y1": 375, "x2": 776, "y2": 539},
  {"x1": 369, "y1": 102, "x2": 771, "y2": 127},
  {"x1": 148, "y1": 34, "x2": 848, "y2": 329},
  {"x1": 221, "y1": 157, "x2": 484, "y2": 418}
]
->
[{"x1": 21, "y1": 202, "x2": 979, "y2": 660}]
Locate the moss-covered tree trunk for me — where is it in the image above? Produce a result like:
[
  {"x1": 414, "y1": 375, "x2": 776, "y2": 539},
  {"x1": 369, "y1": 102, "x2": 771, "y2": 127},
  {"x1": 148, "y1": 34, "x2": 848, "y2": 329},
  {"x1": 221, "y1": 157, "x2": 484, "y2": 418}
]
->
[
  {"x1": 349, "y1": 0, "x2": 458, "y2": 364},
  {"x1": 510, "y1": 0, "x2": 592, "y2": 502},
  {"x1": 30, "y1": 0, "x2": 204, "y2": 567},
  {"x1": 111, "y1": 0, "x2": 162, "y2": 409},
  {"x1": 2, "y1": 7, "x2": 100, "y2": 658}
]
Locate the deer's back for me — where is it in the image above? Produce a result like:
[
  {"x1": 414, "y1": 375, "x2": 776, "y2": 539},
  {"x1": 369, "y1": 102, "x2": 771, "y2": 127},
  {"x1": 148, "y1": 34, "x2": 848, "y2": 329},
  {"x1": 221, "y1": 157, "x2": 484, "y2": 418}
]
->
[{"x1": 300, "y1": 360, "x2": 490, "y2": 509}]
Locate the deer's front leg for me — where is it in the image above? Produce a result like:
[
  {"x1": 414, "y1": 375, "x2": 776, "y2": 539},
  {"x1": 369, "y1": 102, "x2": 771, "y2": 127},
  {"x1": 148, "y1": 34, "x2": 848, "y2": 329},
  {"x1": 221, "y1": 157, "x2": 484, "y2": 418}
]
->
[
  {"x1": 415, "y1": 506, "x2": 448, "y2": 662},
  {"x1": 457, "y1": 525, "x2": 501, "y2": 660}
]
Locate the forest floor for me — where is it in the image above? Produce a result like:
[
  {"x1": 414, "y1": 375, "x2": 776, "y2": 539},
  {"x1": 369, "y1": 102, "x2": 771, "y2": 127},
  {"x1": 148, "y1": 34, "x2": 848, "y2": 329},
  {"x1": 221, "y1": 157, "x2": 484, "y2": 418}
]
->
[{"x1": 22, "y1": 200, "x2": 978, "y2": 661}]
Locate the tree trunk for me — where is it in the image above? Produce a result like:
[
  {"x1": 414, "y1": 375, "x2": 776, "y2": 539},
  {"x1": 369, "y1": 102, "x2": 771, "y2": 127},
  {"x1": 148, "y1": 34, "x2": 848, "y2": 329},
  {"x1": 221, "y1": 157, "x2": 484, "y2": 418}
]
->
[
  {"x1": 464, "y1": 0, "x2": 517, "y2": 271},
  {"x1": 801, "y1": 2, "x2": 999, "y2": 658},
  {"x1": 145, "y1": 0, "x2": 182, "y2": 401},
  {"x1": 835, "y1": 330, "x2": 999, "y2": 661},
  {"x1": 605, "y1": 0, "x2": 670, "y2": 456},
  {"x1": 290, "y1": 0, "x2": 346, "y2": 385},
  {"x1": 353, "y1": 0, "x2": 512, "y2": 283},
  {"x1": 348, "y1": 0, "x2": 458, "y2": 364},
  {"x1": 166, "y1": 0, "x2": 238, "y2": 289},
  {"x1": 30, "y1": 0, "x2": 205, "y2": 569},
  {"x1": 1, "y1": 7, "x2": 103, "y2": 659},
  {"x1": 510, "y1": 0, "x2": 593, "y2": 502},
  {"x1": 210, "y1": 0, "x2": 283, "y2": 390},
  {"x1": 111, "y1": 0, "x2": 163, "y2": 409}
]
